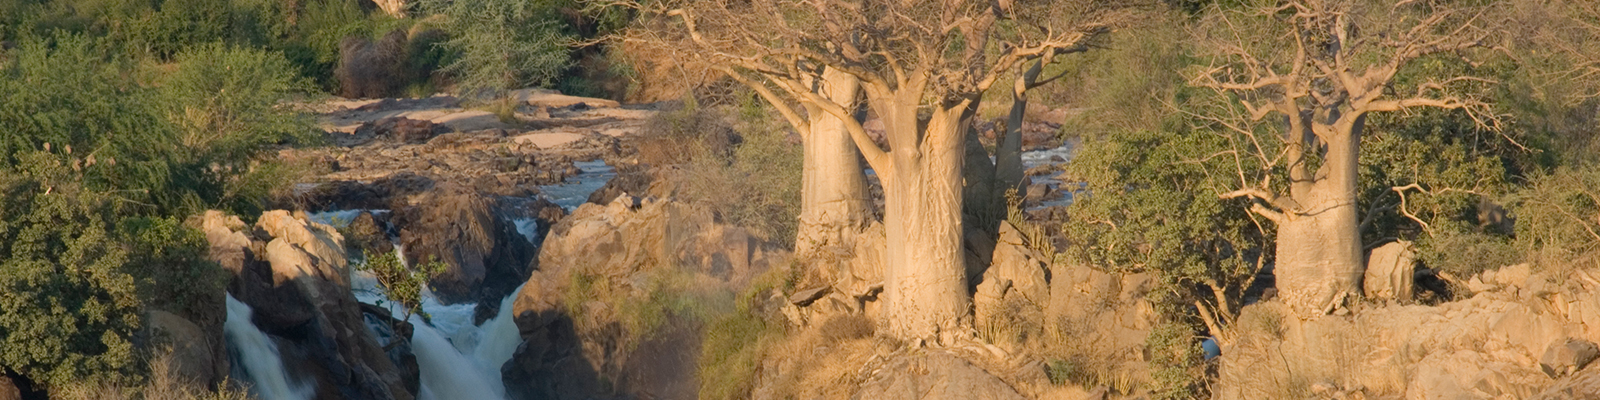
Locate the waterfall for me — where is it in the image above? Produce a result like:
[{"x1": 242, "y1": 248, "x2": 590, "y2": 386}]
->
[
  {"x1": 224, "y1": 294, "x2": 314, "y2": 400},
  {"x1": 411, "y1": 319, "x2": 507, "y2": 400},
  {"x1": 353, "y1": 264, "x2": 525, "y2": 400},
  {"x1": 470, "y1": 293, "x2": 523, "y2": 386}
]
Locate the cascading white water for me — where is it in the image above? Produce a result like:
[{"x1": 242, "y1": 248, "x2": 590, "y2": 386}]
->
[
  {"x1": 470, "y1": 293, "x2": 523, "y2": 386},
  {"x1": 225, "y1": 294, "x2": 314, "y2": 400},
  {"x1": 411, "y1": 318, "x2": 506, "y2": 399},
  {"x1": 353, "y1": 265, "x2": 525, "y2": 400},
  {"x1": 305, "y1": 160, "x2": 610, "y2": 399}
]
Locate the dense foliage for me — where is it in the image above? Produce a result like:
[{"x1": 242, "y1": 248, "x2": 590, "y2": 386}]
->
[
  {"x1": 0, "y1": 153, "x2": 143, "y2": 387},
  {"x1": 421, "y1": 0, "x2": 574, "y2": 95},
  {"x1": 0, "y1": 32, "x2": 298, "y2": 387}
]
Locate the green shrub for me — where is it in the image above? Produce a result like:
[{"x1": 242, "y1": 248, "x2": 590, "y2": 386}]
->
[
  {"x1": 697, "y1": 264, "x2": 791, "y2": 400},
  {"x1": 358, "y1": 250, "x2": 446, "y2": 321},
  {"x1": 126, "y1": 0, "x2": 233, "y2": 57},
  {"x1": 698, "y1": 312, "x2": 773, "y2": 400},
  {"x1": 1145, "y1": 317, "x2": 1201, "y2": 400},
  {"x1": 0, "y1": 153, "x2": 144, "y2": 387},
  {"x1": 119, "y1": 217, "x2": 230, "y2": 326},
  {"x1": 155, "y1": 42, "x2": 315, "y2": 216},
  {"x1": 423, "y1": 0, "x2": 572, "y2": 95}
]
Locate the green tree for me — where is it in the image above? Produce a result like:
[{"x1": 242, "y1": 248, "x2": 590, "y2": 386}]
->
[
  {"x1": 154, "y1": 42, "x2": 316, "y2": 216},
  {"x1": 424, "y1": 0, "x2": 573, "y2": 95}
]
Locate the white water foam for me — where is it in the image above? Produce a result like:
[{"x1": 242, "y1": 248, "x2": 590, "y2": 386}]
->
[
  {"x1": 352, "y1": 261, "x2": 525, "y2": 400},
  {"x1": 539, "y1": 160, "x2": 615, "y2": 210},
  {"x1": 225, "y1": 295, "x2": 314, "y2": 400}
]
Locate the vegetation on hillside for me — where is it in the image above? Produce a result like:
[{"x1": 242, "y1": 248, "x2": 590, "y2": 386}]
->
[{"x1": 4, "y1": 0, "x2": 1600, "y2": 398}]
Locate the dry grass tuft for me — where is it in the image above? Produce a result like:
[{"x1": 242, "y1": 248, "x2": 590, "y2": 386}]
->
[
  {"x1": 53, "y1": 349, "x2": 254, "y2": 400},
  {"x1": 819, "y1": 314, "x2": 875, "y2": 343},
  {"x1": 754, "y1": 315, "x2": 880, "y2": 399}
]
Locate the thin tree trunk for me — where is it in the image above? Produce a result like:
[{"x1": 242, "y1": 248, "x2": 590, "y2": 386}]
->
[
  {"x1": 795, "y1": 70, "x2": 870, "y2": 257},
  {"x1": 882, "y1": 109, "x2": 971, "y2": 342},
  {"x1": 996, "y1": 59, "x2": 1044, "y2": 197}
]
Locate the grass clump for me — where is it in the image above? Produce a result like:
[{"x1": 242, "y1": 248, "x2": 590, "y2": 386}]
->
[{"x1": 51, "y1": 348, "x2": 255, "y2": 400}]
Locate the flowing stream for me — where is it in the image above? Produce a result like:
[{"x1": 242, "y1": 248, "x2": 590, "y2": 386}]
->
[{"x1": 224, "y1": 295, "x2": 314, "y2": 400}]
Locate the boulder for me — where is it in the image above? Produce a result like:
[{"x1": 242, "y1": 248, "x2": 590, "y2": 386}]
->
[
  {"x1": 203, "y1": 211, "x2": 316, "y2": 332},
  {"x1": 509, "y1": 88, "x2": 622, "y2": 109},
  {"x1": 395, "y1": 184, "x2": 535, "y2": 304},
  {"x1": 504, "y1": 197, "x2": 785, "y2": 399},
  {"x1": 1534, "y1": 362, "x2": 1600, "y2": 399},
  {"x1": 1542, "y1": 338, "x2": 1600, "y2": 378},
  {"x1": 852, "y1": 352, "x2": 1026, "y2": 400},
  {"x1": 1494, "y1": 263, "x2": 1534, "y2": 290},
  {"x1": 344, "y1": 211, "x2": 394, "y2": 257},
  {"x1": 974, "y1": 222, "x2": 1051, "y2": 337},
  {"x1": 146, "y1": 310, "x2": 219, "y2": 386},
  {"x1": 1363, "y1": 240, "x2": 1416, "y2": 302},
  {"x1": 585, "y1": 166, "x2": 652, "y2": 206},
  {"x1": 0, "y1": 369, "x2": 42, "y2": 400},
  {"x1": 258, "y1": 210, "x2": 350, "y2": 281},
  {"x1": 354, "y1": 117, "x2": 448, "y2": 144}
]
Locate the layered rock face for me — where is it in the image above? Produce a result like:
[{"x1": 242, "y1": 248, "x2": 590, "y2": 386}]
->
[
  {"x1": 1218, "y1": 262, "x2": 1600, "y2": 399},
  {"x1": 202, "y1": 210, "x2": 414, "y2": 400},
  {"x1": 503, "y1": 195, "x2": 787, "y2": 400}
]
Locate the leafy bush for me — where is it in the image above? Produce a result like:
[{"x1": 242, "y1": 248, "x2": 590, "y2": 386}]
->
[
  {"x1": 358, "y1": 250, "x2": 446, "y2": 321},
  {"x1": 423, "y1": 0, "x2": 573, "y2": 95},
  {"x1": 119, "y1": 217, "x2": 230, "y2": 326},
  {"x1": 0, "y1": 34, "x2": 177, "y2": 210},
  {"x1": 1062, "y1": 127, "x2": 1269, "y2": 320},
  {"x1": 0, "y1": 33, "x2": 302, "y2": 389},
  {"x1": 126, "y1": 0, "x2": 234, "y2": 58},
  {"x1": 0, "y1": 153, "x2": 143, "y2": 387}
]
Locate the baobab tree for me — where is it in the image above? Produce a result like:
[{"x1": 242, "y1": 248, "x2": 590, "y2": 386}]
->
[
  {"x1": 623, "y1": 0, "x2": 1128, "y2": 342},
  {"x1": 617, "y1": 5, "x2": 872, "y2": 259},
  {"x1": 1189, "y1": 0, "x2": 1503, "y2": 317}
]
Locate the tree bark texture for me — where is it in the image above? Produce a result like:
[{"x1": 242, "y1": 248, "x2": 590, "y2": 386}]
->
[
  {"x1": 1275, "y1": 115, "x2": 1365, "y2": 315},
  {"x1": 795, "y1": 70, "x2": 871, "y2": 257}
]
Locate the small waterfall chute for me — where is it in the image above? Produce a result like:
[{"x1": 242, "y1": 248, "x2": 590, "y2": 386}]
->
[{"x1": 224, "y1": 294, "x2": 314, "y2": 400}]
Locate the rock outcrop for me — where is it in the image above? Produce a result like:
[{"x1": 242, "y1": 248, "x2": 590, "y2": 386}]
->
[
  {"x1": 1364, "y1": 240, "x2": 1417, "y2": 302},
  {"x1": 1541, "y1": 338, "x2": 1599, "y2": 378},
  {"x1": 1216, "y1": 262, "x2": 1600, "y2": 399},
  {"x1": 503, "y1": 196, "x2": 786, "y2": 400},
  {"x1": 145, "y1": 310, "x2": 222, "y2": 386},
  {"x1": 205, "y1": 210, "x2": 414, "y2": 400},
  {"x1": 393, "y1": 184, "x2": 537, "y2": 304},
  {"x1": 974, "y1": 222, "x2": 1053, "y2": 347}
]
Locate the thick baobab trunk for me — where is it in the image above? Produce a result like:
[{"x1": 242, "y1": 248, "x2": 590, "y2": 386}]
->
[
  {"x1": 1275, "y1": 116, "x2": 1365, "y2": 316},
  {"x1": 881, "y1": 110, "x2": 971, "y2": 342},
  {"x1": 795, "y1": 71, "x2": 870, "y2": 257}
]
